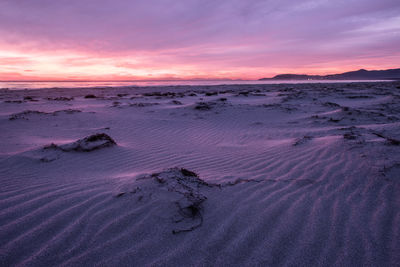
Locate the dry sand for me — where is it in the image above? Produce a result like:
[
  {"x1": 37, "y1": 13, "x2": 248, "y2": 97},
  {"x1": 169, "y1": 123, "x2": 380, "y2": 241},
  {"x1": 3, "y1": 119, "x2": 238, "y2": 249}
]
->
[{"x1": 0, "y1": 82, "x2": 399, "y2": 266}]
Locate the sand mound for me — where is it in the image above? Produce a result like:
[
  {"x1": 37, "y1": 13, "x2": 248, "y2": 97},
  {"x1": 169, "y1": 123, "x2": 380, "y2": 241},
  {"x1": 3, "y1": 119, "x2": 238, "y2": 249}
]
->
[
  {"x1": 116, "y1": 168, "x2": 212, "y2": 234},
  {"x1": 9, "y1": 109, "x2": 81, "y2": 120},
  {"x1": 45, "y1": 133, "x2": 116, "y2": 152},
  {"x1": 9, "y1": 110, "x2": 47, "y2": 120}
]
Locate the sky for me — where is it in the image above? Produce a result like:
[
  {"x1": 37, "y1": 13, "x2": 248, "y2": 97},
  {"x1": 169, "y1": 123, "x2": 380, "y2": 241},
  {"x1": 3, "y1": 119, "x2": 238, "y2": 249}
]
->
[{"x1": 0, "y1": 0, "x2": 399, "y2": 81}]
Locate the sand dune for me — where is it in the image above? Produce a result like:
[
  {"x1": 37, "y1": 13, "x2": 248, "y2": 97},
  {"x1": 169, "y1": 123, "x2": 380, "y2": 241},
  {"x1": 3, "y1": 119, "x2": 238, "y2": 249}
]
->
[{"x1": 0, "y1": 82, "x2": 399, "y2": 266}]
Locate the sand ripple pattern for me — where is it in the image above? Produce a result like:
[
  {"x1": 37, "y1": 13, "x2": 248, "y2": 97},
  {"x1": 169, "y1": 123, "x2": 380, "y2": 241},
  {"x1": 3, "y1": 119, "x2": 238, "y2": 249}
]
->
[{"x1": 1, "y1": 82, "x2": 399, "y2": 266}]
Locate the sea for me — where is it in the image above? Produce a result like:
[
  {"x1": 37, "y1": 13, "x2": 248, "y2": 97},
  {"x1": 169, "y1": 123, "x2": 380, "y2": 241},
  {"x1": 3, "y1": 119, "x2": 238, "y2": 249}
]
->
[{"x1": 0, "y1": 80, "x2": 392, "y2": 90}]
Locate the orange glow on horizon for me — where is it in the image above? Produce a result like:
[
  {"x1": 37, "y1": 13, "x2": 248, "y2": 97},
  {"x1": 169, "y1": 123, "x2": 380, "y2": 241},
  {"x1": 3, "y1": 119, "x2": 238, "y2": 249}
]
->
[{"x1": 1, "y1": 47, "x2": 399, "y2": 81}]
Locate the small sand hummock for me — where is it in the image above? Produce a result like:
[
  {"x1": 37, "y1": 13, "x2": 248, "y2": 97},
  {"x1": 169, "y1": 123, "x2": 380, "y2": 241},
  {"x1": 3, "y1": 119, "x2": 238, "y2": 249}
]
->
[{"x1": 44, "y1": 133, "x2": 117, "y2": 152}]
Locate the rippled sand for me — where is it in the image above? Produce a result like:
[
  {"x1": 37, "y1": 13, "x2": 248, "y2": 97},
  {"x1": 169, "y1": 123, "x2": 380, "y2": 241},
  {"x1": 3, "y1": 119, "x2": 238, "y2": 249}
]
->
[{"x1": 1, "y1": 82, "x2": 399, "y2": 266}]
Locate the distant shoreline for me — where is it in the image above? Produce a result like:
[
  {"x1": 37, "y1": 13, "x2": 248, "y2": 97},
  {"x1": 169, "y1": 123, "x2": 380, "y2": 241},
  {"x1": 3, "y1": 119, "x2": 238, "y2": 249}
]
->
[{"x1": 0, "y1": 79, "x2": 396, "y2": 91}]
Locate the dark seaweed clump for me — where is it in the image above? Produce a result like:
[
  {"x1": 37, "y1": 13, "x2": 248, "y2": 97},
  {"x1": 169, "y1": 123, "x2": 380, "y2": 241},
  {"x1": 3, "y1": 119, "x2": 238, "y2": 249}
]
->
[
  {"x1": 194, "y1": 102, "x2": 212, "y2": 110},
  {"x1": 84, "y1": 94, "x2": 96, "y2": 99},
  {"x1": 180, "y1": 168, "x2": 198, "y2": 177}
]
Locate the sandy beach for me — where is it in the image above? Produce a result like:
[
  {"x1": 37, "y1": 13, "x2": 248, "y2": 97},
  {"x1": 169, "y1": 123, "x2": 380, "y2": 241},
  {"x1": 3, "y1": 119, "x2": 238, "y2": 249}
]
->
[{"x1": 0, "y1": 81, "x2": 399, "y2": 266}]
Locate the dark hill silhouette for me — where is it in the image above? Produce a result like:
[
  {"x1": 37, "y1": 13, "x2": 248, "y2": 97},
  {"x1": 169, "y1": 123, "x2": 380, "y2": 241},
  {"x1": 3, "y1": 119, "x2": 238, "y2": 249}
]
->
[{"x1": 259, "y1": 68, "x2": 400, "y2": 80}]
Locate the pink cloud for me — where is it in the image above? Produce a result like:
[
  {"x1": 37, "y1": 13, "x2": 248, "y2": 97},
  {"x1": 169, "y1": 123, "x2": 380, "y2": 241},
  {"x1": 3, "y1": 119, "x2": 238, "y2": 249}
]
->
[{"x1": 0, "y1": 0, "x2": 399, "y2": 80}]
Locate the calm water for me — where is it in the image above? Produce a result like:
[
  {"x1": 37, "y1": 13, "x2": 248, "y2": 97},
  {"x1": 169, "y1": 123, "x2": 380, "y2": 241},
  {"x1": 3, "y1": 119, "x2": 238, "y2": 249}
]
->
[{"x1": 0, "y1": 80, "x2": 391, "y2": 90}]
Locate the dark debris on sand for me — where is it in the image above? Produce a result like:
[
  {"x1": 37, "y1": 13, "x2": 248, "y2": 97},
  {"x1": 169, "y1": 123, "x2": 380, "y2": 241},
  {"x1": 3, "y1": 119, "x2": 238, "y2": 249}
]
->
[
  {"x1": 194, "y1": 102, "x2": 214, "y2": 110},
  {"x1": 23, "y1": 96, "x2": 38, "y2": 102},
  {"x1": 170, "y1": 100, "x2": 183, "y2": 105},
  {"x1": 84, "y1": 94, "x2": 97, "y2": 99},
  {"x1": 293, "y1": 135, "x2": 313, "y2": 146},
  {"x1": 46, "y1": 97, "x2": 74, "y2": 101},
  {"x1": 148, "y1": 168, "x2": 209, "y2": 234},
  {"x1": 129, "y1": 102, "x2": 159, "y2": 107},
  {"x1": 372, "y1": 132, "x2": 400, "y2": 146},
  {"x1": 115, "y1": 167, "x2": 263, "y2": 234}
]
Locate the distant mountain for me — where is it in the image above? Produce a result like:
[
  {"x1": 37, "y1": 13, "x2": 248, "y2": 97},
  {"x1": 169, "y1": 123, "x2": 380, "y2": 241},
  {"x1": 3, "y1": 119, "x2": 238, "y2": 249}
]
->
[{"x1": 259, "y1": 68, "x2": 400, "y2": 80}]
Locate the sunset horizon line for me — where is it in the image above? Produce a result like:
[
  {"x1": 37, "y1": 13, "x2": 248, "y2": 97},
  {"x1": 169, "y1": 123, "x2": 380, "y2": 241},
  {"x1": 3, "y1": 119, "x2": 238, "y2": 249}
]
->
[{"x1": 1, "y1": 66, "x2": 399, "y2": 83}]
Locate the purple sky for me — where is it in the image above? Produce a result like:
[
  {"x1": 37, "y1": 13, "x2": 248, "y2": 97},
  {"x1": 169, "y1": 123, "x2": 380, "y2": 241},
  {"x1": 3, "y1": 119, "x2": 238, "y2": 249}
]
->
[{"x1": 0, "y1": 0, "x2": 399, "y2": 80}]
